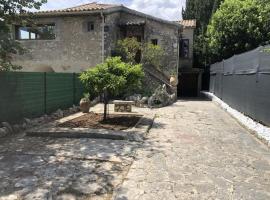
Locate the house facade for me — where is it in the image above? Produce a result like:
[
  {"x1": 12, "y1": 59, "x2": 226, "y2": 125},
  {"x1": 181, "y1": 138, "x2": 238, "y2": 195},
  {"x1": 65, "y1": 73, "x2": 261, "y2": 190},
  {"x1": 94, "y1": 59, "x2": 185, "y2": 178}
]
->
[
  {"x1": 12, "y1": 3, "x2": 181, "y2": 75},
  {"x1": 12, "y1": 2, "x2": 198, "y2": 96}
]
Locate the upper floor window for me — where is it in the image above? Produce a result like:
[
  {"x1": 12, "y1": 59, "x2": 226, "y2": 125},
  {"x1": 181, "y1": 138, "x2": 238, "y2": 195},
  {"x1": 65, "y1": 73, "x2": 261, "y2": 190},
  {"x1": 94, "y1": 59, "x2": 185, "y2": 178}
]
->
[
  {"x1": 87, "y1": 22, "x2": 94, "y2": 31},
  {"x1": 15, "y1": 24, "x2": 56, "y2": 40},
  {"x1": 151, "y1": 39, "x2": 158, "y2": 45},
  {"x1": 180, "y1": 39, "x2": 189, "y2": 58}
]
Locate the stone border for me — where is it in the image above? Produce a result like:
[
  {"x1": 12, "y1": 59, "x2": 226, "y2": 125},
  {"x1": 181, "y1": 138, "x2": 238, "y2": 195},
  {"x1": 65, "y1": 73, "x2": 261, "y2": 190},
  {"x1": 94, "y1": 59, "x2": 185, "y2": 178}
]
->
[
  {"x1": 26, "y1": 112, "x2": 156, "y2": 142},
  {"x1": 202, "y1": 91, "x2": 270, "y2": 147}
]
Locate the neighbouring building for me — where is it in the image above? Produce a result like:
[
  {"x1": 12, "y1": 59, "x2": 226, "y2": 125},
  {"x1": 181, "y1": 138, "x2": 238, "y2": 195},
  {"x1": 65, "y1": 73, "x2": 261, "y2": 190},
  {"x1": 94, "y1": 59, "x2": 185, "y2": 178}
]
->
[
  {"x1": 11, "y1": 2, "x2": 199, "y2": 96},
  {"x1": 177, "y1": 19, "x2": 203, "y2": 97}
]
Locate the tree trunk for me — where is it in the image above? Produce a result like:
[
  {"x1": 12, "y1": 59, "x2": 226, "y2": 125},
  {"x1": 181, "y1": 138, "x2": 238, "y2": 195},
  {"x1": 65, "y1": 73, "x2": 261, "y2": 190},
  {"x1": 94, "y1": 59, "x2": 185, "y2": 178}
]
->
[{"x1": 103, "y1": 90, "x2": 108, "y2": 120}]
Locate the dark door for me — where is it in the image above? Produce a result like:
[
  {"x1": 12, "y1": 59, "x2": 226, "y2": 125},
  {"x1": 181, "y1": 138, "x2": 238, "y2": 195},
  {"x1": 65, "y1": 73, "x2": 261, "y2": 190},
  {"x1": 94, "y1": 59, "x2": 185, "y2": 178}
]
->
[{"x1": 178, "y1": 73, "x2": 198, "y2": 97}]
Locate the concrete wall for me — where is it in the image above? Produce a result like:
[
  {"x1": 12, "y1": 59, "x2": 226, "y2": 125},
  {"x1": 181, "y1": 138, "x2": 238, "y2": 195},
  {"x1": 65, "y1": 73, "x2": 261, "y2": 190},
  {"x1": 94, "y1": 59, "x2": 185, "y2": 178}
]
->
[
  {"x1": 179, "y1": 27, "x2": 194, "y2": 68},
  {"x1": 12, "y1": 15, "x2": 103, "y2": 73}
]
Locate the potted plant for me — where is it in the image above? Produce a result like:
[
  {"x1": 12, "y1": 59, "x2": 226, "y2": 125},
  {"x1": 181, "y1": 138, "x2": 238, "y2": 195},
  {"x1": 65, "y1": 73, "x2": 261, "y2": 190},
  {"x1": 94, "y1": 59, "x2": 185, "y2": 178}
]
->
[{"x1": 80, "y1": 93, "x2": 91, "y2": 113}]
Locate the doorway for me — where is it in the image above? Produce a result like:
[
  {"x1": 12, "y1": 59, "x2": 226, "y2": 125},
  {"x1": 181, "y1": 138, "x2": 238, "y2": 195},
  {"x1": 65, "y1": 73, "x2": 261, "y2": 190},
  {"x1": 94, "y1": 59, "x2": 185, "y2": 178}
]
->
[{"x1": 178, "y1": 73, "x2": 198, "y2": 97}]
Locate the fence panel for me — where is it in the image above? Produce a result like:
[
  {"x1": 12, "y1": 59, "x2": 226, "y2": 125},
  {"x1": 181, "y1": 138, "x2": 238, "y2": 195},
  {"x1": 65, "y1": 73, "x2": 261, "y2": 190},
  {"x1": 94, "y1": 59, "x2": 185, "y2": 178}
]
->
[
  {"x1": 0, "y1": 72, "x2": 85, "y2": 122},
  {"x1": 0, "y1": 72, "x2": 45, "y2": 122},
  {"x1": 46, "y1": 73, "x2": 74, "y2": 114},
  {"x1": 74, "y1": 74, "x2": 85, "y2": 104},
  {"x1": 210, "y1": 45, "x2": 270, "y2": 126}
]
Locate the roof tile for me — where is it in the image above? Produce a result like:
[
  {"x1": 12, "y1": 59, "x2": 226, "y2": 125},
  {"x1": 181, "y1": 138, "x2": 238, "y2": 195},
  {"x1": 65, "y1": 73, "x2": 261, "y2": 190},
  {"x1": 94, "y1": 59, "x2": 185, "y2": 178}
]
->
[
  {"x1": 36, "y1": 2, "x2": 120, "y2": 14},
  {"x1": 178, "y1": 20, "x2": 196, "y2": 28}
]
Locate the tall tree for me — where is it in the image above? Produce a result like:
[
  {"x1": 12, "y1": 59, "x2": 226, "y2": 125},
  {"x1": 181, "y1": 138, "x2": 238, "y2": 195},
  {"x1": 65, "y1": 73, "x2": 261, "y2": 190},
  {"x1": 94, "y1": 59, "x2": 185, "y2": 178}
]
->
[
  {"x1": 206, "y1": 0, "x2": 270, "y2": 62},
  {"x1": 182, "y1": 0, "x2": 224, "y2": 67},
  {"x1": 0, "y1": 0, "x2": 47, "y2": 71}
]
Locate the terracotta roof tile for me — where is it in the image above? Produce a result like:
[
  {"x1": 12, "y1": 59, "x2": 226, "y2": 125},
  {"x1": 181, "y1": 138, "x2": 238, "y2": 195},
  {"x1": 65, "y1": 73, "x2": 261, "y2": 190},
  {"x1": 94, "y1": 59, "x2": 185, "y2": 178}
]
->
[
  {"x1": 36, "y1": 2, "x2": 120, "y2": 14},
  {"x1": 178, "y1": 20, "x2": 196, "y2": 28}
]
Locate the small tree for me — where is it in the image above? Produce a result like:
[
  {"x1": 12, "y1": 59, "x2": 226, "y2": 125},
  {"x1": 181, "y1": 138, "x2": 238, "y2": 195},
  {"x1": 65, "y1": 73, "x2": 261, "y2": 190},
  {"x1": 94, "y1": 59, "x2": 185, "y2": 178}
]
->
[{"x1": 79, "y1": 57, "x2": 144, "y2": 120}]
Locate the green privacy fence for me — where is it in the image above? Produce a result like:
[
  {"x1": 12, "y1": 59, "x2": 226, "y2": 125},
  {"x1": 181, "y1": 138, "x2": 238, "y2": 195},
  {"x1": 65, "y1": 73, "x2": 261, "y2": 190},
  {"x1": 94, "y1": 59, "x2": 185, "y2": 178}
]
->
[{"x1": 0, "y1": 72, "x2": 85, "y2": 123}]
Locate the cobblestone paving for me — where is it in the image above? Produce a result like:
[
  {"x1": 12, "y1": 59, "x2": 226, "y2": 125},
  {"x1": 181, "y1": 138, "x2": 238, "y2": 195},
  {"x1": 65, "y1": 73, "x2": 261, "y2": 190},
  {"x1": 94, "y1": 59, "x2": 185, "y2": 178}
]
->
[
  {"x1": 114, "y1": 100, "x2": 270, "y2": 200},
  {"x1": 0, "y1": 104, "x2": 154, "y2": 200}
]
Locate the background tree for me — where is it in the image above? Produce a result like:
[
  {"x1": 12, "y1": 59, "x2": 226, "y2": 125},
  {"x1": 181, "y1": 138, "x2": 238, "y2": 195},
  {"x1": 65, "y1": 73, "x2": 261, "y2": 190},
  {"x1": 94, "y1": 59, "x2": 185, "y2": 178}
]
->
[
  {"x1": 79, "y1": 57, "x2": 144, "y2": 120},
  {"x1": 206, "y1": 0, "x2": 270, "y2": 62},
  {"x1": 0, "y1": 0, "x2": 47, "y2": 71},
  {"x1": 182, "y1": 0, "x2": 224, "y2": 67}
]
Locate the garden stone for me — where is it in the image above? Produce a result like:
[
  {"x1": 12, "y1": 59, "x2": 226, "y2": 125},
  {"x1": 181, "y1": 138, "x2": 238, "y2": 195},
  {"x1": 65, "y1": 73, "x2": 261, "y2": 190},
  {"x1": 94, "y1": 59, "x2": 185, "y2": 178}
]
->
[
  {"x1": 22, "y1": 123, "x2": 27, "y2": 130},
  {"x1": 126, "y1": 94, "x2": 142, "y2": 104},
  {"x1": 1, "y1": 122, "x2": 13, "y2": 134},
  {"x1": 0, "y1": 127, "x2": 8, "y2": 137},
  {"x1": 140, "y1": 97, "x2": 149, "y2": 104},
  {"x1": 55, "y1": 109, "x2": 64, "y2": 118},
  {"x1": 148, "y1": 84, "x2": 176, "y2": 108},
  {"x1": 12, "y1": 124, "x2": 21, "y2": 133},
  {"x1": 23, "y1": 118, "x2": 32, "y2": 125}
]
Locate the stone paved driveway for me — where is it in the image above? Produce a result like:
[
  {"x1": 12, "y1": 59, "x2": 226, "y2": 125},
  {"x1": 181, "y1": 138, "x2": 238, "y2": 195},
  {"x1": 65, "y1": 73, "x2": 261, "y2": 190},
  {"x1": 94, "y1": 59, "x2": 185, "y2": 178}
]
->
[{"x1": 114, "y1": 100, "x2": 270, "y2": 200}]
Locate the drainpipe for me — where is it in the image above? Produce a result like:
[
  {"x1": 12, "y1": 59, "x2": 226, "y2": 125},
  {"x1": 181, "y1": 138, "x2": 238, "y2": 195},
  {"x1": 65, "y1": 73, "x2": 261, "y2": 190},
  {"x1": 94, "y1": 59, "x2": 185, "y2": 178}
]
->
[{"x1": 101, "y1": 11, "x2": 105, "y2": 63}]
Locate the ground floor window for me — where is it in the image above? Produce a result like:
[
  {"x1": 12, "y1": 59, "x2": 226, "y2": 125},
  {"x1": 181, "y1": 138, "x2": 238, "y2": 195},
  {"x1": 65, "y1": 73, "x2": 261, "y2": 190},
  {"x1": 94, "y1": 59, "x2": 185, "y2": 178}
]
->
[{"x1": 15, "y1": 24, "x2": 56, "y2": 40}]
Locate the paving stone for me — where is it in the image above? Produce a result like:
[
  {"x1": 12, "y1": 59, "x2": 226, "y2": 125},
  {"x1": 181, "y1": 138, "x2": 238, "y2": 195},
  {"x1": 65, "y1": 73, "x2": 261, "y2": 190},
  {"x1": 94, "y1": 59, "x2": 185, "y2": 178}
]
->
[{"x1": 113, "y1": 100, "x2": 270, "y2": 200}]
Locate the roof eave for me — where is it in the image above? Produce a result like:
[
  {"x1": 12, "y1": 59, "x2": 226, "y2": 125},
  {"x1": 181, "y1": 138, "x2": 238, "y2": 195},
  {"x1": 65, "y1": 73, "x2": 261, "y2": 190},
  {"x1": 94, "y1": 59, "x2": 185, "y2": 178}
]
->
[{"x1": 29, "y1": 5, "x2": 183, "y2": 29}]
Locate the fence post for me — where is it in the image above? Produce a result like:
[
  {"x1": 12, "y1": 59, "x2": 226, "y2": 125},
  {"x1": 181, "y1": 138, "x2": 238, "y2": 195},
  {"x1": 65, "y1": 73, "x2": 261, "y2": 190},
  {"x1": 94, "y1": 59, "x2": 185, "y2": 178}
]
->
[{"x1": 44, "y1": 72, "x2": 47, "y2": 114}]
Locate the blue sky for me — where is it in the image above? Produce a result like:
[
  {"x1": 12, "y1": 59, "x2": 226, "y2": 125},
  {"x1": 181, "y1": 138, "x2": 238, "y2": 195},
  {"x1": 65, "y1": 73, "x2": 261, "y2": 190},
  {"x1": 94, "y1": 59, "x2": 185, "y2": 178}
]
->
[{"x1": 40, "y1": 0, "x2": 185, "y2": 20}]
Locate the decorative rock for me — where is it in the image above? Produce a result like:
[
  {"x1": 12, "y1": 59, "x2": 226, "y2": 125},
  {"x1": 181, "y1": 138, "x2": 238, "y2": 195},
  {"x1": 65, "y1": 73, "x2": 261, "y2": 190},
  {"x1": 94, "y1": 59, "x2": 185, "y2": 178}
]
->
[
  {"x1": 1, "y1": 122, "x2": 13, "y2": 134},
  {"x1": 22, "y1": 123, "x2": 27, "y2": 130},
  {"x1": 12, "y1": 124, "x2": 21, "y2": 133},
  {"x1": 126, "y1": 94, "x2": 142, "y2": 104},
  {"x1": 148, "y1": 84, "x2": 176, "y2": 108},
  {"x1": 0, "y1": 127, "x2": 8, "y2": 137},
  {"x1": 140, "y1": 97, "x2": 149, "y2": 104},
  {"x1": 55, "y1": 109, "x2": 64, "y2": 118},
  {"x1": 23, "y1": 118, "x2": 31, "y2": 124}
]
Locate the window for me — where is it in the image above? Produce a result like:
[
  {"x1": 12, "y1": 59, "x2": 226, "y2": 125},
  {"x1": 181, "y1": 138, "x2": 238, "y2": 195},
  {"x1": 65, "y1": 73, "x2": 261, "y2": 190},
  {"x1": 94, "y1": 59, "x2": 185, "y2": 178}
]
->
[
  {"x1": 87, "y1": 22, "x2": 94, "y2": 31},
  {"x1": 104, "y1": 25, "x2": 110, "y2": 32},
  {"x1": 151, "y1": 39, "x2": 158, "y2": 45},
  {"x1": 180, "y1": 39, "x2": 189, "y2": 58},
  {"x1": 15, "y1": 24, "x2": 55, "y2": 40}
]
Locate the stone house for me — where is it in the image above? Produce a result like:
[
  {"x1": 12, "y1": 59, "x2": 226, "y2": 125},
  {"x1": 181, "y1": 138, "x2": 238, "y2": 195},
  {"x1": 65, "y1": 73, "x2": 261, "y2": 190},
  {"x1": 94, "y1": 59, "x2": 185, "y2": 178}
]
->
[{"x1": 12, "y1": 2, "x2": 198, "y2": 96}]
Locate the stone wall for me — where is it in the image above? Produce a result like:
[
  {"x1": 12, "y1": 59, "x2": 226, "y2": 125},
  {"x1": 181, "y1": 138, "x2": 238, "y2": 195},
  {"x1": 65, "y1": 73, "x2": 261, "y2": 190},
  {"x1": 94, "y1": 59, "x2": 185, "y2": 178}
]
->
[
  {"x1": 12, "y1": 10, "x2": 181, "y2": 96},
  {"x1": 116, "y1": 12, "x2": 180, "y2": 94},
  {"x1": 12, "y1": 15, "x2": 103, "y2": 73}
]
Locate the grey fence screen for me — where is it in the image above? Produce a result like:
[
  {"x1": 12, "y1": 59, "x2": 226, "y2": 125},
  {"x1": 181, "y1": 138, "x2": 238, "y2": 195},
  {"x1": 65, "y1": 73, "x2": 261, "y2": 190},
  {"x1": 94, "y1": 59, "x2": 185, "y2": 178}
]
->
[{"x1": 210, "y1": 45, "x2": 270, "y2": 126}]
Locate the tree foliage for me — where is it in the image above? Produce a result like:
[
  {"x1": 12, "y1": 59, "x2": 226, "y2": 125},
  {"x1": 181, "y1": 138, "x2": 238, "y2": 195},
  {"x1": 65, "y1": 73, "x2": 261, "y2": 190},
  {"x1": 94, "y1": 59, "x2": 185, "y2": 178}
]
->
[
  {"x1": 182, "y1": 0, "x2": 224, "y2": 67},
  {"x1": 79, "y1": 57, "x2": 144, "y2": 119},
  {"x1": 115, "y1": 37, "x2": 141, "y2": 64},
  {"x1": 141, "y1": 43, "x2": 165, "y2": 71},
  {"x1": 0, "y1": 0, "x2": 47, "y2": 71},
  {"x1": 182, "y1": 0, "x2": 223, "y2": 30},
  {"x1": 206, "y1": 0, "x2": 270, "y2": 62},
  {"x1": 116, "y1": 37, "x2": 166, "y2": 71}
]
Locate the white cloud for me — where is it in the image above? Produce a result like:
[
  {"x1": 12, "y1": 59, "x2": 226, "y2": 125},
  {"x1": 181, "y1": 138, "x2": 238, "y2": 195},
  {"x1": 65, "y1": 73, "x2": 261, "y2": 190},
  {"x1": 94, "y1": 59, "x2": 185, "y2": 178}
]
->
[
  {"x1": 40, "y1": 0, "x2": 185, "y2": 20},
  {"x1": 128, "y1": 0, "x2": 184, "y2": 20}
]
